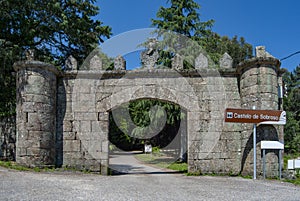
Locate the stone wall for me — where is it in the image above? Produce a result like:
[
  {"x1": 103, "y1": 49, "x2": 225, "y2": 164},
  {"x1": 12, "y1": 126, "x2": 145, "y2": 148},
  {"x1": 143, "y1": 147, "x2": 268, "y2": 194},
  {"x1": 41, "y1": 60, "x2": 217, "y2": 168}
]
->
[
  {"x1": 56, "y1": 74, "x2": 108, "y2": 173},
  {"x1": 14, "y1": 61, "x2": 59, "y2": 167},
  {"x1": 13, "y1": 46, "x2": 285, "y2": 177}
]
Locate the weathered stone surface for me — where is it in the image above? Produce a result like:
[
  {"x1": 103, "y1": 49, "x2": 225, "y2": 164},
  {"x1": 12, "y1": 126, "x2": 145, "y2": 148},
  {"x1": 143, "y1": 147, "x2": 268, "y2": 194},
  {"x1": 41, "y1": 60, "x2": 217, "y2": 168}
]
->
[
  {"x1": 98, "y1": 112, "x2": 109, "y2": 121},
  {"x1": 25, "y1": 49, "x2": 35, "y2": 61},
  {"x1": 90, "y1": 54, "x2": 102, "y2": 70},
  {"x1": 15, "y1": 61, "x2": 57, "y2": 167},
  {"x1": 63, "y1": 140, "x2": 81, "y2": 152},
  {"x1": 219, "y1": 52, "x2": 233, "y2": 68},
  {"x1": 114, "y1": 55, "x2": 126, "y2": 70},
  {"x1": 63, "y1": 132, "x2": 77, "y2": 140},
  {"x1": 65, "y1": 55, "x2": 77, "y2": 71},
  {"x1": 79, "y1": 121, "x2": 91, "y2": 133},
  {"x1": 255, "y1": 46, "x2": 274, "y2": 58},
  {"x1": 195, "y1": 53, "x2": 208, "y2": 69},
  {"x1": 13, "y1": 46, "x2": 283, "y2": 177},
  {"x1": 172, "y1": 54, "x2": 183, "y2": 70},
  {"x1": 140, "y1": 38, "x2": 159, "y2": 69}
]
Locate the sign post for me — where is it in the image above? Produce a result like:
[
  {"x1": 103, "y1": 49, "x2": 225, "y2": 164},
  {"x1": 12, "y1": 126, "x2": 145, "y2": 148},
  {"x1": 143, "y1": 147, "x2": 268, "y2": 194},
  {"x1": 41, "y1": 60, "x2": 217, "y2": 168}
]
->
[
  {"x1": 225, "y1": 108, "x2": 286, "y2": 180},
  {"x1": 253, "y1": 105, "x2": 257, "y2": 180},
  {"x1": 253, "y1": 123, "x2": 257, "y2": 179},
  {"x1": 261, "y1": 141, "x2": 284, "y2": 179}
]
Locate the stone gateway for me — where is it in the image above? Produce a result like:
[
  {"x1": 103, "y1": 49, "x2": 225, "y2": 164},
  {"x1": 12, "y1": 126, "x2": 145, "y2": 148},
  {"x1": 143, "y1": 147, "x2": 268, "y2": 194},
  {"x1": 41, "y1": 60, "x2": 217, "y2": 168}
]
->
[{"x1": 14, "y1": 46, "x2": 284, "y2": 177}]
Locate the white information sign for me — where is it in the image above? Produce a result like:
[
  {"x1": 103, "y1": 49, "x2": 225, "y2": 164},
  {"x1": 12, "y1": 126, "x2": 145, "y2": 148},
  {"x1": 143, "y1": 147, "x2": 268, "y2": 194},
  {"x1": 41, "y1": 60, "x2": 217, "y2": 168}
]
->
[
  {"x1": 261, "y1": 141, "x2": 284, "y2": 150},
  {"x1": 144, "y1": 144, "x2": 152, "y2": 153},
  {"x1": 288, "y1": 160, "x2": 294, "y2": 170},
  {"x1": 295, "y1": 159, "x2": 300, "y2": 169},
  {"x1": 288, "y1": 159, "x2": 300, "y2": 169}
]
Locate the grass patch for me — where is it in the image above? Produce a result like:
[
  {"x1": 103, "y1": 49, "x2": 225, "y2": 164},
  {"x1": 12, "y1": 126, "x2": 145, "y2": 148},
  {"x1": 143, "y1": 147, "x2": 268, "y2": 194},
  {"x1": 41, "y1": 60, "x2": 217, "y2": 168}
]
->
[
  {"x1": 0, "y1": 161, "x2": 32, "y2": 171},
  {"x1": 283, "y1": 170, "x2": 300, "y2": 186},
  {"x1": 168, "y1": 162, "x2": 188, "y2": 172},
  {"x1": 282, "y1": 153, "x2": 300, "y2": 186},
  {"x1": 284, "y1": 178, "x2": 300, "y2": 186},
  {"x1": 240, "y1": 174, "x2": 252, "y2": 179},
  {"x1": 0, "y1": 160, "x2": 89, "y2": 174},
  {"x1": 0, "y1": 160, "x2": 59, "y2": 172},
  {"x1": 135, "y1": 153, "x2": 188, "y2": 173},
  {"x1": 186, "y1": 171, "x2": 202, "y2": 176}
]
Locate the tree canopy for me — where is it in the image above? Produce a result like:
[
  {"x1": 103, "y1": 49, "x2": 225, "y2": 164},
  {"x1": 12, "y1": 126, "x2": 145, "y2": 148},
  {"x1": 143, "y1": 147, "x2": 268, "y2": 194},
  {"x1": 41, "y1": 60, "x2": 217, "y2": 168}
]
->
[
  {"x1": 109, "y1": 99, "x2": 184, "y2": 151},
  {"x1": 150, "y1": 0, "x2": 253, "y2": 67},
  {"x1": 152, "y1": 0, "x2": 214, "y2": 38},
  {"x1": 283, "y1": 66, "x2": 300, "y2": 153},
  {"x1": 0, "y1": 0, "x2": 111, "y2": 117},
  {"x1": 0, "y1": 0, "x2": 111, "y2": 65}
]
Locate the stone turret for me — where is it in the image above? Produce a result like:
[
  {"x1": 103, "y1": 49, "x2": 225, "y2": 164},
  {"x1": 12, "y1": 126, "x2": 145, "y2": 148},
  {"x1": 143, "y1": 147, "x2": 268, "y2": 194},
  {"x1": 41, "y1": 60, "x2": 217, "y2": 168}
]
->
[
  {"x1": 14, "y1": 57, "x2": 60, "y2": 168},
  {"x1": 238, "y1": 46, "x2": 281, "y2": 110},
  {"x1": 237, "y1": 46, "x2": 282, "y2": 177}
]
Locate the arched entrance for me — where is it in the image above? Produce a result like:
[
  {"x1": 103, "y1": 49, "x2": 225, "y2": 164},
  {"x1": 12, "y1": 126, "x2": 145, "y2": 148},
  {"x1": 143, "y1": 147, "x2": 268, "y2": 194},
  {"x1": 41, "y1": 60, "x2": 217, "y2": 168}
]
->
[
  {"x1": 107, "y1": 98, "x2": 187, "y2": 174},
  {"x1": 96, "y1": 77, "x2": 200, "y2": 175}
]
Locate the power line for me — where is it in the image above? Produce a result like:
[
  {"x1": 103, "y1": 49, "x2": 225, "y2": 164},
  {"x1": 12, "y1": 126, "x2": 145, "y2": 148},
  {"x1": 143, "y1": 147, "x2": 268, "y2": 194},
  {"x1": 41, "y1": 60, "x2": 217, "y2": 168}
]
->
[{"x1": 280, "y1": 51, "x2": 300, "y2": 61}]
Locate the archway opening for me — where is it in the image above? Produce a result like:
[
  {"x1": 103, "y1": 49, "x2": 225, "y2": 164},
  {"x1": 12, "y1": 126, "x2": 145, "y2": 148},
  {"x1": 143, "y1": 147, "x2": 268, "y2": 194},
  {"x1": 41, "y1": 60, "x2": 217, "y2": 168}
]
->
[{"x1": 108, "y1": 98, "x2": 187, "y2": 174}]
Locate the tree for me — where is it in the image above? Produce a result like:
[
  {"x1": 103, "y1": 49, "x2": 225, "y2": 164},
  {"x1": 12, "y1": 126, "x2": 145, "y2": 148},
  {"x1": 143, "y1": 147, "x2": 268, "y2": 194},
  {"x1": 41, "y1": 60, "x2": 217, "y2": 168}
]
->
[
  {"x1": 151, "y1": 0, "x2": 214, "y2": 68},
  {"x1": 284, "y1": 111, "x2": 300, "y2": 153},
  {"x1": 0, "y1": 0, "x2": 112, "y2": 116},
  {"x1": 109, "y1": 99, "x2": 185, "y2": 153},
  {"x1": 0, "y1": 0, "x2": 111, "y2": 65},
  {"x1": 202, "y1": 33, "x2": 253, "y2": 66},
  {"x1": 283, "y1": 66, "x2": 300, "y2": 153},
  {"x1": 152, "y1": 0, "x2": 214, "y2": 38},
  {"x1": 284, "y1": 66, "x2": 300, "y2": 120},
  {"x1": 150, "y1": 0, "x2": 252, "y2": 67}
]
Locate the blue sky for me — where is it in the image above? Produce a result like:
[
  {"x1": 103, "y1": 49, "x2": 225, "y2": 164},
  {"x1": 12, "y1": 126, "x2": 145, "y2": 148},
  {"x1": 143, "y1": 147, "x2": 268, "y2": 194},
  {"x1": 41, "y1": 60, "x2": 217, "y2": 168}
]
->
[{"x1": 96, "y1": 0, "x2": 300, "y2": 72}]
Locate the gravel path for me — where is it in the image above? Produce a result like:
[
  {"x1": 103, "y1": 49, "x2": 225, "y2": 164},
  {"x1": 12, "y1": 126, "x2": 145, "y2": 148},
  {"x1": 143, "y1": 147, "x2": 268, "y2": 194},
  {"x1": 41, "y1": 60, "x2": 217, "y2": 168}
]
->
[{"x1": 1, "y1": 166, "x2": 300, "y2": 200}]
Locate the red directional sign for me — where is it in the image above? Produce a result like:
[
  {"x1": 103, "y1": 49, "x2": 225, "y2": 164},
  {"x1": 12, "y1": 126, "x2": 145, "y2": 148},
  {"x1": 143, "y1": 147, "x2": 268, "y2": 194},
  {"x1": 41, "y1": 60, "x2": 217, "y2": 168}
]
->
[{"x1": 225, "y1": 108, "x2": 286, "y2": 125}]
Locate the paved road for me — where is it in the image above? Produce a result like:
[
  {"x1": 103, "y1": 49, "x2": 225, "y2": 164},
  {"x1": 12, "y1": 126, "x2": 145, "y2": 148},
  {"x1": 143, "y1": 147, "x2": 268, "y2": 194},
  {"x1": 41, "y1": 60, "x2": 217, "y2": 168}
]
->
[
  {"x1": 109, "y1": 151, "x2": 175, "y2": 174},
  {"x1": 1, "y1": 154, "x2": 300, "y2": 201}
]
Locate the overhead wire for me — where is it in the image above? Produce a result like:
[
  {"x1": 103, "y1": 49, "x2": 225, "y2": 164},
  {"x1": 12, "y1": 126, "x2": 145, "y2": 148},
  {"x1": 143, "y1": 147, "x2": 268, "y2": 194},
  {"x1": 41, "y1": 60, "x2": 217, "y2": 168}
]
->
[{"x1": 280, "y1": 51, "x2": 300, "y2": 61}]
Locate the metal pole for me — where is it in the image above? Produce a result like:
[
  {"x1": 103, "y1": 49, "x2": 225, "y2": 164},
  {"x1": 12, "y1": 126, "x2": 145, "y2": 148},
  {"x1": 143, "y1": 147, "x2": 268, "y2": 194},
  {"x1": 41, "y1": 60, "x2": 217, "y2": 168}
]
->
[
  {"x1": 263, "y1": 149, "x2": 266, "y2": 179},
  {"x1": 279, "y1": 150, "x2": 282, "y2": 180},
  {"x1": 252, "y1": 106, "x2": 257, "y2": 180},
  {"x1": 253, "y1": 123, "x2": 257, "y2": 180}
]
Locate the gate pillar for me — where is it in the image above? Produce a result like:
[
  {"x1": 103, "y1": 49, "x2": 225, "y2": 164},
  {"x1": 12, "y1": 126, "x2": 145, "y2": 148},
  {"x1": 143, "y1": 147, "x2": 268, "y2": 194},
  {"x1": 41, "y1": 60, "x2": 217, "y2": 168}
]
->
[{"x1": 14, "y1": 60, "x2": 59, "y2": 167}]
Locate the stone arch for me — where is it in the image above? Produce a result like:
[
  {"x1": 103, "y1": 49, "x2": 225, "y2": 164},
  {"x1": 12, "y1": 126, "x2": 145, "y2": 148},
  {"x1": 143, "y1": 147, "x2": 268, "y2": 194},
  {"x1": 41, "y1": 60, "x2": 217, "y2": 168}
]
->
[
  {"x1": 107, "y1": 97, "x2": 188, "y2": 162},
  {"x1": 97, "y1": 85, "x2": 198, "y2": 113},
  {"x1": 96, "y1": 84, "x2": 202, "y2": 172}
]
